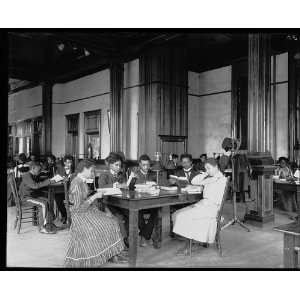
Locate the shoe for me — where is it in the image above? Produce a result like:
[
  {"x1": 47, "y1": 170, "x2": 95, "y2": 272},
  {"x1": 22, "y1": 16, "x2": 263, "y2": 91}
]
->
[
  {"x1": 61, "y1": 217, "x2": 67, "y2": 224},
  {"x1": 39, "y1": 227, "x2": 56, "y2": 234},
  {"x1": 109, "y1": 255, "x2": 128, "y2": 264},
  {"x1": 139, "y1": 237, "x2": 147, "y2": 247}
]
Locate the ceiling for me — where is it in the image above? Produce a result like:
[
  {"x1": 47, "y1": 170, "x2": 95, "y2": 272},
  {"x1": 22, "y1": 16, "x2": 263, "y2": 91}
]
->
[{"x1": 8, "y1": 31, "x2": 295, "y2": 91}]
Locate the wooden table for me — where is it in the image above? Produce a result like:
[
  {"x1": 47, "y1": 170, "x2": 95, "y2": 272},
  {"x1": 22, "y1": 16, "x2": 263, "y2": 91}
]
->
[
  {"x1": 107, "y1": 189, "x2": 200, "y2": 267},
  {"x1": 273, "y1": 180, "x2": 300, "y2": 217},
  {"x1": 274, "y1": 222, "x2": 300, "y2": 268},
  {"x1": 43, "y1": 182, "x2": 65, "y2": 231}
]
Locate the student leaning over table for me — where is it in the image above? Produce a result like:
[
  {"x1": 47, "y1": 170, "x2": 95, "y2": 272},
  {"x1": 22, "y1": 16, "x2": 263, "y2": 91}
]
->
[
  {"x1": 172, "y1": 158, "x2": 226, "y2": 255},
  {"x1": 64, "y1": 159, "x2": 127, "y2": 267}
]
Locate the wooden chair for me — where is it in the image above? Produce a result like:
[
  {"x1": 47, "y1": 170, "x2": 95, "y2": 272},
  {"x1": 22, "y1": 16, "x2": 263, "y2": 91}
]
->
[
  {"x1": 7, "y1": 172, "x2": 40, "y2": 234},
  {"x1": 189, "y1": 177, "x2": 231, "y2": 257}
]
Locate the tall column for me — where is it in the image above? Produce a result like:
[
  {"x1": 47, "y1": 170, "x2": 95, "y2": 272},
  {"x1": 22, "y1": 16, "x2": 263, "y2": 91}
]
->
[
  {"x1": 42, "y1": 82, "x2": 53, "y2": 155},
  {"x1": 138, "y1": 46, "x2": 188, "y2": 157},
  {"x1": 110, "y1": 63, "x2": 123, "y2": 152},
  {"x1": 245, "y1": 34, "x2": 276, "y2": 225}
]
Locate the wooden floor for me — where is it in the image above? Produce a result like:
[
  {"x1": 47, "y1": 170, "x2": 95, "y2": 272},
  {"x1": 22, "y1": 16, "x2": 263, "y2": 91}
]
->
[{"x1": 6, "y1": 202, "x2": 293, "y2": 268}]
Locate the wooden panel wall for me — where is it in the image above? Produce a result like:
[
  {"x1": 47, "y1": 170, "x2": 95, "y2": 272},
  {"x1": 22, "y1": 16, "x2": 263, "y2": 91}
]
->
[
  {"x1": 248, "y1": 34, "x2": 272, "y2": 153},
  {"x1": 110, "y1": 63, "x2": 124, "y2": 152},
  {"x1": 138, "y1": 47, "x2": 188, "y2": 156}
]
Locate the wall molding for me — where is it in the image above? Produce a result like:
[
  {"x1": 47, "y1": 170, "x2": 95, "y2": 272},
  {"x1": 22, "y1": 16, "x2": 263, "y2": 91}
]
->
[{"x1": 188, "y1": 90, "x2": 232, "y2": 98}]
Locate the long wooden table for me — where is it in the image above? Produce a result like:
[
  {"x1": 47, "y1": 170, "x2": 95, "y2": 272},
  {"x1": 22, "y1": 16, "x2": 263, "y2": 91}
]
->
[
  {"x1": 42, "y1": 182, "x2": 65, "y2": 232},
  {"x1": 107, "y1": 189, "x2": 200, "y2": 267},
  {"x1": 273, "y1": 180, "x2": 300, "y2": 217},
  {"x1": 273, "y1": 180, "x2": 300, "y2": 268}
]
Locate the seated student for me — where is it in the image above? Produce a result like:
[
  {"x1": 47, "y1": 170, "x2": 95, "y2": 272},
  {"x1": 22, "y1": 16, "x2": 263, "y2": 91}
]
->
[
  {"x1": 54, "y1": 155, "x2": 75, "y2": 225},
  {"x1": 274, "y1": 157, "x2": 296, "y2": 215},
  {"x1": 129, "y1": 154, "x2": 158, "y2": 247},
  {"x1": 195, "y1": 153, "x2": 207, "y2": 173},
  {"x1": 64, "y1": 159, "x2": 127, "y2": 267},
  {"x1": 98, "y1": 152, "x2": 128, "y2": 246},
  {"x1": 41, "y1": 154, "x2": 58, "y2": 178},
  {"x1": 14, "y1": 153, "x2": 30, "y2": 180},
  {"x1": 173, "y1": 158, "x2": 227, "y2": 255},
  {"x1": 27, "y1": 153, "x2": 39, "y2": 167},
  {"x1": 19, "y1": 161, "x2": 56, "y2": 234},
  {"x1": 170, "y1": 153, "x2": 199, "y2": 185},
  {"x1": 56, "y1": 155, "x2": 75, "y2": 179},
  {"x1": 169, "y1": 154, "x2": 200, "y2": 234}
]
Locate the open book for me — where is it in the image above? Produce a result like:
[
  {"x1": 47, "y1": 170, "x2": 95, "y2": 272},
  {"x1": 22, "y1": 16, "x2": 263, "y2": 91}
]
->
[
  {"x1": 97, "y1": 188, "x2": 122, "y2": 195},
  {"x1": 169, "y1": 175, "x2": 188, "y2": 181},
  {"x1": 50, "y1": 174, "x2": 64, "y2": 183}
]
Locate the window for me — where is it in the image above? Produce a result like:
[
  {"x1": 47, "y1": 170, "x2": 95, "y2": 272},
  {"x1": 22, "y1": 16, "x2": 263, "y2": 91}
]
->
[
  {"x1": 65, "y1": 114, "x2": 79, "y2": 157},
  {"x1": 84, "y1": 110, "x2": 101, "y2": 159}
]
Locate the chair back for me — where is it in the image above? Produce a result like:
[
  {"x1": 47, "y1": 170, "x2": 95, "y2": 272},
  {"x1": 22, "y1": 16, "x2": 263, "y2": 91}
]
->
[
  {"x1": 216, "y1": 177, "x2": 230, "y2": 231},
  {"x1": 63, "y1": 178, "x2": 72, "y2": 227},
  {"x1": 7, "y1": 172, "x2": 22, "y2": 210}
]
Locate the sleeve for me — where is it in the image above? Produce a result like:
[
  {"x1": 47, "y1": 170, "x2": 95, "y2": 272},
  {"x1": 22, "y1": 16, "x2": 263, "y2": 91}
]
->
[
  {"x1": 98, "y1": 173, "x2": 113, "y2": 188},
  {"x1": 69, "y1": 181, "x2": 90, "y2": 210},
  {"x1": 191, "y1": 172, "x2": 208, "y2": 185},
  {"x1": 22, "y1": 174, "x2": 51, "y2": 189}
]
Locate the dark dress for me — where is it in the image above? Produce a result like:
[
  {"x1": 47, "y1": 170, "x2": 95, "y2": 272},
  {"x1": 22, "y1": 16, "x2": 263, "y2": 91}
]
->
[{"x1": 64, "y1": 176, "x2": 124, "y2": 268}]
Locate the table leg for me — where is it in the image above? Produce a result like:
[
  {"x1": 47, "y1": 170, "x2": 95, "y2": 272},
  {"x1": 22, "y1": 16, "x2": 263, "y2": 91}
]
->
[
  {"x1": 297, "y1": 187, "x2": 300, "y2": 225},
  {"x1": 47, "y1": 188, "x2": 56, "y2": 232},
  {"x1": 153, "y1": 207, "x2": 162, "y2": 249},
  {"x1": 128, "y1": 209, "x2": 139, "y2": 267}
]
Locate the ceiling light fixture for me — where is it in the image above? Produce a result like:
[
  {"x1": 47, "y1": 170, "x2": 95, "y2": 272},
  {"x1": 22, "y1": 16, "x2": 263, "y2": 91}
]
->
[{"x1": 57, "y1": 43, "x2": 65, "y2": 51}]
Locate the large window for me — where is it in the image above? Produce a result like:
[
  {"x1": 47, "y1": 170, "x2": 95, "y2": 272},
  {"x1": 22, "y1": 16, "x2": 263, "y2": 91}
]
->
[
  {"x1": 65, "y1": 113, "x2": 79, "y2": 157},
  {"x1": 84, "y1": 110, "x2": 101, "y2": 159}
]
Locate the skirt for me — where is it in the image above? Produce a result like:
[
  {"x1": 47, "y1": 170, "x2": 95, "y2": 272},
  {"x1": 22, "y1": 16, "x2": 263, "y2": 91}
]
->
[
  {"x1": 172, "y1": 202, "x2": 219, "y2": 244},
  {"x1": 64, "y1": 206, "x2": 124, "y2": 268}
]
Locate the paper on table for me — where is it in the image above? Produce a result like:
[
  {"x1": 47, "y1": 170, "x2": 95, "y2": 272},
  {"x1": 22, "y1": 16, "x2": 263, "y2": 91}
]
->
[
  {"x1": 97, "y1": 188, "x2": 122, "y2": 195},
  {"x1": 51, "y1": 174, "x2": 64, "y2": 182},
  {"x1": 160, "y1": 186, "x2": 178, "y2": 191}
]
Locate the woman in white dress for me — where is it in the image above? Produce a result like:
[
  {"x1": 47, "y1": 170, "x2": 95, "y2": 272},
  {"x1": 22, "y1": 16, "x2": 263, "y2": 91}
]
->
[{"x1": 172, "y1": 158, "x2": 227, "y2": 255}]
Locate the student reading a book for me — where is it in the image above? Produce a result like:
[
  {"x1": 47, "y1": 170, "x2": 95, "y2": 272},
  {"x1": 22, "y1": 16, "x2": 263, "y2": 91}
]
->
[
  {"x1": 53, "y1": 155, "x2": 75, "y2": 225},
  {"x1": 19, "y1": 161, "x2": 56, "y2": 234},
  {"x1": 98, "y1": 153, "x2": 128, "y2": 246},
  {"x1": 129, "y1": 154, "x2": 158, "y2": 247},
  {"x1": 172, "y1": 158, "x2": 226, "y2": 255},
  {"x1": 65, "y1": 159, "x2": 127, "y2": 267},
  {"x1": 169, "y1": 154, "x2": 200, "y2": 227}
]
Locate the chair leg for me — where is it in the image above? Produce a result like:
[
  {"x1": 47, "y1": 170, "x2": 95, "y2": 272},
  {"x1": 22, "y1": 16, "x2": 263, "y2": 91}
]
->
[
  {"x1": 216, "y1": 234, "x2": 223, "y2": 257},
  {"x1": 17, "y1": 212, "x2": 22, "y2": 234},
  {"x1": 189, "y1": 239, "x2": 192, "y2": 257}
]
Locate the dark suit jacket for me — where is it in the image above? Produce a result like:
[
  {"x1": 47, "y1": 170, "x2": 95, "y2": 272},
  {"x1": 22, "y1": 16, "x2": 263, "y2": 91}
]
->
[
  {"x1": 19, "y1": 172, "x2": 50, "y2": 201},
  {"x1": 175, "y1": 168, "x2": 199, "y2": 184},
  {"x1": 98, "y1": 171, "x2": 126, "y2": 188},
  {"x1": 135, "y1": 169, "x2": 157, "y2": 184}
]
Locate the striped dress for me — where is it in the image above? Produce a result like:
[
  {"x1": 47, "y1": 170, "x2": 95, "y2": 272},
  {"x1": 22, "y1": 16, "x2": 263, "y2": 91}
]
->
[{"x1": 64, "y1": 175, "x2": 124, "y2": 268}]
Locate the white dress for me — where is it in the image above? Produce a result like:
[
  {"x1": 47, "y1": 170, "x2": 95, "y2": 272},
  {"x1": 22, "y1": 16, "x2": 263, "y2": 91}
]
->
[{"x1": 172, "y1": 171, "x2": 226, "y2": 243}]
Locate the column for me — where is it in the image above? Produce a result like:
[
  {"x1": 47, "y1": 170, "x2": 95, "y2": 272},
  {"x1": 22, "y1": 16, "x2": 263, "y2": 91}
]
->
[
  {"x1": 138, "y1": 46, "x2": 188, "y2": 157},
  {"x1": 110, "y1": 63, "x2": 123, "y2": 152},
  {"x1": 244, "y1": 33, "x2": 276, "y2": 225},
  {"x1": 42, "y1": 82, "x2": 53, "y2": 155}
]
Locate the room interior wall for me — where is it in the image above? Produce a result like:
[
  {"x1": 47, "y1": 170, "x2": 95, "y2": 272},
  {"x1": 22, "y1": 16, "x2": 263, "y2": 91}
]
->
[
  {"x1": 188, "y1": 66, "x2": 232, "y2": 158},
  {"x1": 8, "y1": 86, "x2": 42, "y2": 123},
  {"x1": 52, "y1": 69, "x2": 111, "y2": 158}
]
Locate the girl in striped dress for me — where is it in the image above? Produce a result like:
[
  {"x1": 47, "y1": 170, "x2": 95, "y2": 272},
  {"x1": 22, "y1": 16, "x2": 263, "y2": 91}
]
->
[{"x1": 64, "y1": 159, "x2": 126, "y2": 267}]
